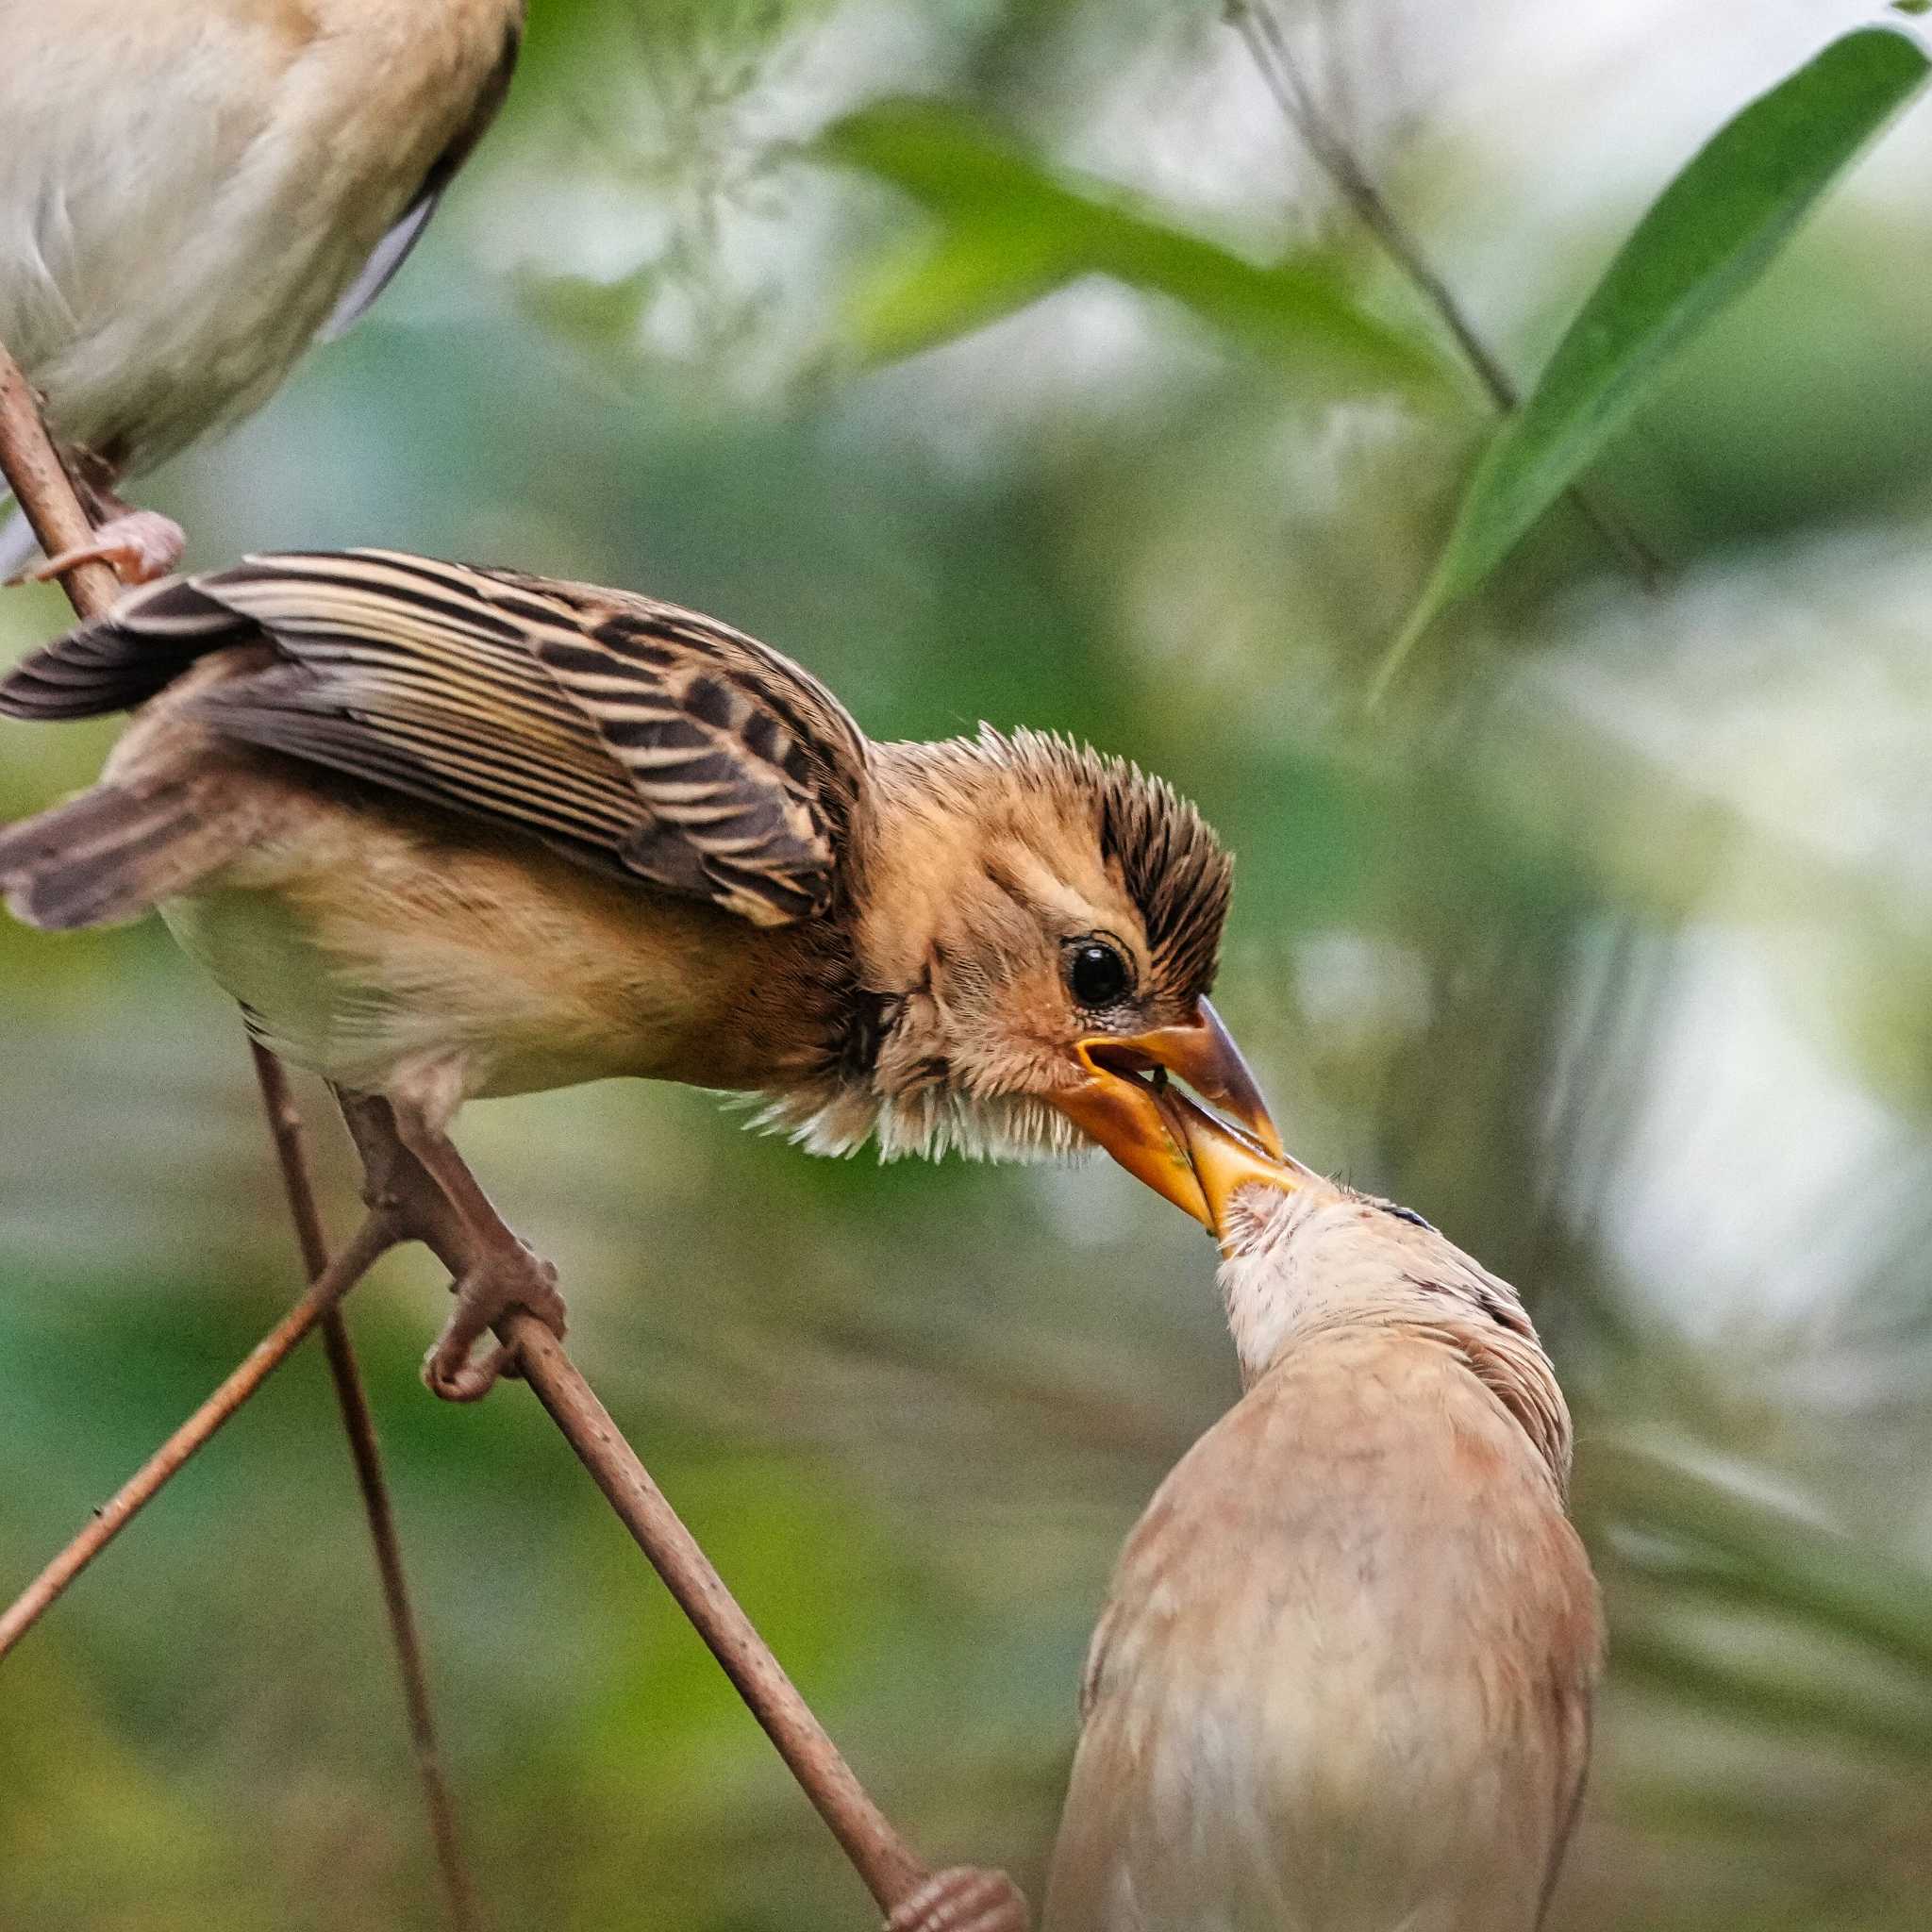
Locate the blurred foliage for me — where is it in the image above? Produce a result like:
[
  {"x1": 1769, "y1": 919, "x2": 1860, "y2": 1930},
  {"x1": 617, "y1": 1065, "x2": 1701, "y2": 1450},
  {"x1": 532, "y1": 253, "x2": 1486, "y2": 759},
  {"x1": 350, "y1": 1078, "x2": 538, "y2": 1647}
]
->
[
  {"x1": 816, "y1": 98, "x2": 1441, "y2": 381},
  {"x1": 7, "y1": 1, "x2": 1932, "y2": 1928}
]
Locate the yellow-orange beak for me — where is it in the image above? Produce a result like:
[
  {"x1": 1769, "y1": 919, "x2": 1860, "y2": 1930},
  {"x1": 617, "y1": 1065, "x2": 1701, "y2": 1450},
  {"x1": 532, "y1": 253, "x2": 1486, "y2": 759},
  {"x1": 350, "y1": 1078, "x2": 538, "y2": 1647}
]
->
[
  {"x1": 1156, "y1": 1087, "x2": 1315, "y2": 1236},
  {"x1": 1047, "y1": 997, "x2": 1282, "y2": 1227}
]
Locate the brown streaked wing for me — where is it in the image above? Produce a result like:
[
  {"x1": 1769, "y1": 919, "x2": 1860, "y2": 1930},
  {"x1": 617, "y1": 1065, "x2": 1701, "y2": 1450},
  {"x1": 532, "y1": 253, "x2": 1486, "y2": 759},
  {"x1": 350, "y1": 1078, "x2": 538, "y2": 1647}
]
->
[
  {"x1": 141, "y1": 548, "x2": 864, "y2": 924},
  {"x1": 515, "y1": 575, "x2": 869, "y2": 925}
]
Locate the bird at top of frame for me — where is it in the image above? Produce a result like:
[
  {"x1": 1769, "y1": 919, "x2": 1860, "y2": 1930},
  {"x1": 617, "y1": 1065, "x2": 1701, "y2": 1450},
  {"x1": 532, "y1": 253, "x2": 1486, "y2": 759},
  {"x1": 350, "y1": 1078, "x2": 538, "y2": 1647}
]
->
[{"x1": 0, "y1": 0, "x2": 525, "y2": 585}]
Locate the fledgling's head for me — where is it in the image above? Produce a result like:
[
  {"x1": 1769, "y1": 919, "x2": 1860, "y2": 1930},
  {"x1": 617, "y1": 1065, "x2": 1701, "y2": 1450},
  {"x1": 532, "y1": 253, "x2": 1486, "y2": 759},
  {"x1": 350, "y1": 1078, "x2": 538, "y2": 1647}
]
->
[
  {"x1": 1158, "y1": 1091, "x2": 1574, "y2": 1481},
  {"x1": 784, "y1": 725, "x2": 1277, "y2": 1202}
]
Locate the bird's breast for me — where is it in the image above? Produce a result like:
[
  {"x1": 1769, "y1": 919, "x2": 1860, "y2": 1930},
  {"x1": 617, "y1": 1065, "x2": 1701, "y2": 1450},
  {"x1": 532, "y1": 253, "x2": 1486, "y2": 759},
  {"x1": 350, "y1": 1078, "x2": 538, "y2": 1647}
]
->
[{"x1": 1041, "y1": 1336, "x2": 1600, "y2": 1932}]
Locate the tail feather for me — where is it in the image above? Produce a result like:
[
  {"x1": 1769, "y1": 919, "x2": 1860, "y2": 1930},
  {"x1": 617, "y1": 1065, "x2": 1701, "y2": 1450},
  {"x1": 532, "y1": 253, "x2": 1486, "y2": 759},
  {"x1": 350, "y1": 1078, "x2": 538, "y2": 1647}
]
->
[
  {"x1": 0, "y1": 576, "x2": 257, "y2": 721},
  {"x1": 0, "y1": 780, "x2": 248, "y2": 930}
]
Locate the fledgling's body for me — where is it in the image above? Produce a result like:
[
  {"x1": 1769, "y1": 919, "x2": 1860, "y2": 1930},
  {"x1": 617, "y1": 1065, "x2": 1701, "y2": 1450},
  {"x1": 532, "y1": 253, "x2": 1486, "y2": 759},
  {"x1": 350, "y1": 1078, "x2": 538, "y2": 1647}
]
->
[
  {"x1": 0, "y1": 0, "x2": 522, "y2": 572},
  {"x1": 1041, "y1": 1135, "x2": 1603, "y2": 1932}
]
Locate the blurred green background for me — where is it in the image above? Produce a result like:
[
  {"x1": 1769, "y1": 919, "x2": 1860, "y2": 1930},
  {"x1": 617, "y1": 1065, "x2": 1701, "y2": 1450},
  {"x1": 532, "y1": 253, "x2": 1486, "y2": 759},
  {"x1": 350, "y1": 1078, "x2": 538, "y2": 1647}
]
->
[{"x1": 7, "y1": 1, "x2": 1932, "y2": 1925}]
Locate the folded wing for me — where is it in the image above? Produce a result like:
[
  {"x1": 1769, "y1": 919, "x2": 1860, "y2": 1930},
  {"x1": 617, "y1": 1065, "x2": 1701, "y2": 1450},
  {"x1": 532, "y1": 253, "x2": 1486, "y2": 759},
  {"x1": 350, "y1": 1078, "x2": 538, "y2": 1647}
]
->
[{"x1": 0, "y1": 548, "x2": 868, "y2": 926}]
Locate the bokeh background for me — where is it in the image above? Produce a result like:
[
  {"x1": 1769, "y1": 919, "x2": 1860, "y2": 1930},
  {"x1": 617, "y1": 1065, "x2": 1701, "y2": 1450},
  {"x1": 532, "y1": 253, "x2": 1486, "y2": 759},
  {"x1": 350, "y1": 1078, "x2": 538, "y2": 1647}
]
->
[{"x1": 7, "y1": 1, "x2": 1932, "y2": 1925}]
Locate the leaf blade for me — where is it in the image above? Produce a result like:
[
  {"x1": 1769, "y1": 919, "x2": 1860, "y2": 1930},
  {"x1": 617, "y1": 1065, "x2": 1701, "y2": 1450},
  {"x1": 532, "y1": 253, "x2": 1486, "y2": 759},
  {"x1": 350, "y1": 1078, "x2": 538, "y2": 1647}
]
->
[
  {"x1": 819, "y1": 99, "x2": 1444, "y2": 389},
  {"x1": 1377, "y1": 25, "x2": 1931, "y2": 697}
]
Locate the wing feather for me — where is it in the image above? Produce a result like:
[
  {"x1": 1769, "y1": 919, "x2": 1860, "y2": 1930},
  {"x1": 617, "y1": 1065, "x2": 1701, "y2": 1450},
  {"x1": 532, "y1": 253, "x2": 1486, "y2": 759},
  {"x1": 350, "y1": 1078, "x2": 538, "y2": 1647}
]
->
[{"x1": 0, "y1": 548, "x2": 867, "y2": 926}]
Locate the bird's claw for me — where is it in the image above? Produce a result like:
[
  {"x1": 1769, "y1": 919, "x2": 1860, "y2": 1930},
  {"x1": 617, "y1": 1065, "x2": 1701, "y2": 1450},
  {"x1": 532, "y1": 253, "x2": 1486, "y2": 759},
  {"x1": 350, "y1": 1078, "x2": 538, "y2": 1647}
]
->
[
  {"x1": 11, "y1": 510, "x2": 186, "y2": 588},
  {"x1": 886, "y1": 1869, "x2": 1029, "y2": 1932},
  {"x1": 422, "y1": 1241, "x2": 566, "y2": 1402}
]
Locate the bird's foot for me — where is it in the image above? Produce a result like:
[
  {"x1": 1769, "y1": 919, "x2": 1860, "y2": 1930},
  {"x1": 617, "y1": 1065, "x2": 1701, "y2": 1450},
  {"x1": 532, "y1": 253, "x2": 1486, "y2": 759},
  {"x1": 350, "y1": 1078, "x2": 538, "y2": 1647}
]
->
[
  {"x1": 423, "y1": 1239, "x2": 567, "y2": 1403},
  {"x1": 13, "y1": 509, "x2": 185, "y2": 588},
  {"x1": 886, "y1": 1869, "x2": 1029, "y2": 1932}
]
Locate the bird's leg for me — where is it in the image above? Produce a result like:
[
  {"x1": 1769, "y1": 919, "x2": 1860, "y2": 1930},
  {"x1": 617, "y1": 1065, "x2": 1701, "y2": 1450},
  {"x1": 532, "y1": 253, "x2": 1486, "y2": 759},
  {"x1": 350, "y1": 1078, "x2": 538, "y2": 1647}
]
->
[
  {"x1": 13, "y1": 445, "x2": 183, "y2": 588},
  {"x1": 885, "y1": 1870, "x2": 1030, "y2": 1932},
  {"x1": 385, "y1": 1095, "x2": 568, "y2": 1405}
]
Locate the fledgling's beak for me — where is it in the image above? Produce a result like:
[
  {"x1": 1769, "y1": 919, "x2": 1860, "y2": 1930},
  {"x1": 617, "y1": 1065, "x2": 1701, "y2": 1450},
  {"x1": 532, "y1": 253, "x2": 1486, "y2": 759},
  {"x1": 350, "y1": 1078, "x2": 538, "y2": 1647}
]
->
[
  {"x1": 1048, "y1": 997, "x2": 1282, "y2": 1226},
  {"x1": 1155, "y1": 1087, "x2": 1316, "y2": 1236}
]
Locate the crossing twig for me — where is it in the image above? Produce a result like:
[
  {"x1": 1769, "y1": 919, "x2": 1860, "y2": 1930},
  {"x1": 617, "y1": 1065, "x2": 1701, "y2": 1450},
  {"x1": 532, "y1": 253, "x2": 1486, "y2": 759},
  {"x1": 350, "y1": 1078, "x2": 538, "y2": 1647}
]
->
[
  {"x1": 0, "y1": 339, "x2": 480, "y2": 1929},
  {"x1": 1225, "y1": 0, "x2": 1663, "y2": 588},
  {"x1": 0, "y1": 1213, "x2": 401, "y2": 1661},
  {"x1": 252, "y1": 1045, "x2": 480, "y2": 1931}
]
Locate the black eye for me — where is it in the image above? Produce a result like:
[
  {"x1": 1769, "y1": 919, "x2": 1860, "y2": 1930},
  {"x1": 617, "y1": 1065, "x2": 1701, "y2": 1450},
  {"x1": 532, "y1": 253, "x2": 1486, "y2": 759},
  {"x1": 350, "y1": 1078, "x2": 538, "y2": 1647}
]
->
[{"x1": 1067, "y1": 939, "x2": 1131, "y2": 1008}]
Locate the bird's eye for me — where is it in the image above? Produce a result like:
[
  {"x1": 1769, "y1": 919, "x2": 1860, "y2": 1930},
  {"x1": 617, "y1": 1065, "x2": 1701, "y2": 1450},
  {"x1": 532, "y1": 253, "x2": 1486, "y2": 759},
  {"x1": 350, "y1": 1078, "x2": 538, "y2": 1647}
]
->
[{"x1": 1067, "y1": 939, "x2": 1132, "y2": 1008}]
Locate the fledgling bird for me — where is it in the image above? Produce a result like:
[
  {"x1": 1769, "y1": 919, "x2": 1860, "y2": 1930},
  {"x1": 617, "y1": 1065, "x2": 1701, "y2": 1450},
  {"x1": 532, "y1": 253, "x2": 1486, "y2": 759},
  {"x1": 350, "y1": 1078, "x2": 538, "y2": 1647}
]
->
[
  {"x1": 0, "y1": 0, "x2": 524, "y2": 581},
  {"x1": 0, "y1": 548, "x2": 1276, "y2": 1397},
  {"x1": 1034, "y1": 1099, "x2": 1605, "y2": 1932}
]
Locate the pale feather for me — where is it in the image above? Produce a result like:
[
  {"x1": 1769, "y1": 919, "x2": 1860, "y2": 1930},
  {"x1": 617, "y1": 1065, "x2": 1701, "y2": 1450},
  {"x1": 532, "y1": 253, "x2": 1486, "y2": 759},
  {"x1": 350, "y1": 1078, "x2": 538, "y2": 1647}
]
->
[
  {"x1": 1042, "y1": 1187, "x2": 1602, "y2": 1932},
  {"x1": 0, "y1": 0, "x2": 520, "y2": 475}
]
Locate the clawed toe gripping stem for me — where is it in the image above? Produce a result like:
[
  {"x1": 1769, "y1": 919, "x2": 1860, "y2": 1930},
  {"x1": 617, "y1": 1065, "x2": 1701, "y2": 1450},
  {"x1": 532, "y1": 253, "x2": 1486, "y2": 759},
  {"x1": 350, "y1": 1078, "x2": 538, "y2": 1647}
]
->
[
  {"x1": 13, "y1": 508, "x2": 185, "y2": 588},
  {"x1": 336, "y1": 1089, "x2": 570, "y2": 1402},
  {"x1": 424, "y1": 1245, "x2": 567, "y2": 1402},
  {"x1": 886, "y1": 1868, "x2": 1031, "y2": 1932}
]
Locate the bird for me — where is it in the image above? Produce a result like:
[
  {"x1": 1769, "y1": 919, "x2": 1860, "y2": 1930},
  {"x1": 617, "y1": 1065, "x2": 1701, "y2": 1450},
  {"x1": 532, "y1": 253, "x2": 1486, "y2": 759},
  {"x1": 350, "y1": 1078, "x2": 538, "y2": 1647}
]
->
[
  {"x1": 0, "y1": 546, "x2": 1278, "y2": 1398},
  {"x1": 1029, "y1": 1094, "x2": 1605, "y2": 1932},
  {"x1": 0, "y1": 0, "x2": 525, "y2": 584}
]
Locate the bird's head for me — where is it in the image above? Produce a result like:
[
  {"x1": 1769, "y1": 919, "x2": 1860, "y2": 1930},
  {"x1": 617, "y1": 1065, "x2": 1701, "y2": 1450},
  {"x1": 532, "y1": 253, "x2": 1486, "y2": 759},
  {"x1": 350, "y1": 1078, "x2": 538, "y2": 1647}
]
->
[
  {"x1": 790, "y1": 726, "x2": 1277, "y2": 1207},
  {"x1": 1156, "y1": 1092, "x2": 1570, "y2": 1479}
]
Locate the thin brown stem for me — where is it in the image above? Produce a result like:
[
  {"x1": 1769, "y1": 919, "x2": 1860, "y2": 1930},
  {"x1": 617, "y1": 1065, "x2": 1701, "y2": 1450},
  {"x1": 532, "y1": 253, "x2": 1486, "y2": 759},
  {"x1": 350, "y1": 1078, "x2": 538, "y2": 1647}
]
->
[
  {"x1": 250, "y1": 1047, "x2": 480, "y2": 1932},
  {"x1": 0, "y1": 1213, "x2": 399, "y2": 1664},
  {"x1": 0, "y1": 342, "x2": 120, "y2": 619},
  {"x1": 332, "y1": 1092, "x2": 939, "y2": 1916},
  {"x1": 317, "y1": 1313, "x2": 483, "y2": 1928},
  {"x1": 1225, "y1": 0, "x2": 1664, "y2": 588},
  {"x1": 0, "y1": 336, "x2": 480, "y2": 1928},
  {"x1": 509, "y1": 1313, "x2": 930, "y2": 1911}
]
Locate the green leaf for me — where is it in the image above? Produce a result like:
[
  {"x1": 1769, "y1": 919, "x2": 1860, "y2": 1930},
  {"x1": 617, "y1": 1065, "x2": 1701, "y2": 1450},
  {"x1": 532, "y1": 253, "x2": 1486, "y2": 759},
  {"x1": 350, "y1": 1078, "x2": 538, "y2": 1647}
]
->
[
  {"x1": 1589, "y1": 1441, "x2": 1932, "y2": 1674},
  {"x1": 840, "y1": 220, "x2": 1085, "y2": 367},
  {"x1": 819, "y1": 99, "x2": 1444, "y2": 389},
  {"x1": 1375, "y1": 25, "x2": 1931, "y2": 698}
]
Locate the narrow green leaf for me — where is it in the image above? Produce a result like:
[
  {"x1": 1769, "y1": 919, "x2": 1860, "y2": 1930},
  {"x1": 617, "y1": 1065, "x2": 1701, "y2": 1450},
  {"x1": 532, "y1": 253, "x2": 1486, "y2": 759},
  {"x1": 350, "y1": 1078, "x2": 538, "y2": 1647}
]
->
[
  {"x1": 819, "y1": 99, "x2": 1444, "y2": 389},
  {"x1": 1612, "y1": 1620, "x2": 1932, "y2": 1758},
  {"x1": 1376, "y1": 25, "x2": 1931, "y2": 698},
  {"x1": 841, "y1": 220, "x2": 1085, "y2": 366},
  {"x1": 1589, "y1": 1441, "x2": 1932, "y2": 1673}
]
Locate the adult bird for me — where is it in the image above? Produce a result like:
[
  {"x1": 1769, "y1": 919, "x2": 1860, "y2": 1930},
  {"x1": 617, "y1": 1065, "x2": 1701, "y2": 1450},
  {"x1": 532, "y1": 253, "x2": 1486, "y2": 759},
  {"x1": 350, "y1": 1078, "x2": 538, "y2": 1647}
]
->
[
  {"x1": 1030, "y1": 1096, "x2": 1604, "y2": 1932},
  {"x1": 0, "y1": 548, "x2": 1276, "y2": 1397},
  {"x1": 0, "y1": 0, "x2": 524, "y2": 582}
]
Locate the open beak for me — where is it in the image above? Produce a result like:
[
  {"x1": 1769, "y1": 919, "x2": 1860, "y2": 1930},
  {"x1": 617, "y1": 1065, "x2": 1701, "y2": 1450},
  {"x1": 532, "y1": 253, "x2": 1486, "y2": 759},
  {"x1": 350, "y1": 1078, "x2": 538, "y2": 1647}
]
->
[
  {"x1": 1047, "y1": 997, "x2": 1282, "y2": 1227},
  {"x1": 1155, "y1": 1087, "x2": 1314, "y2": 1236}
]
